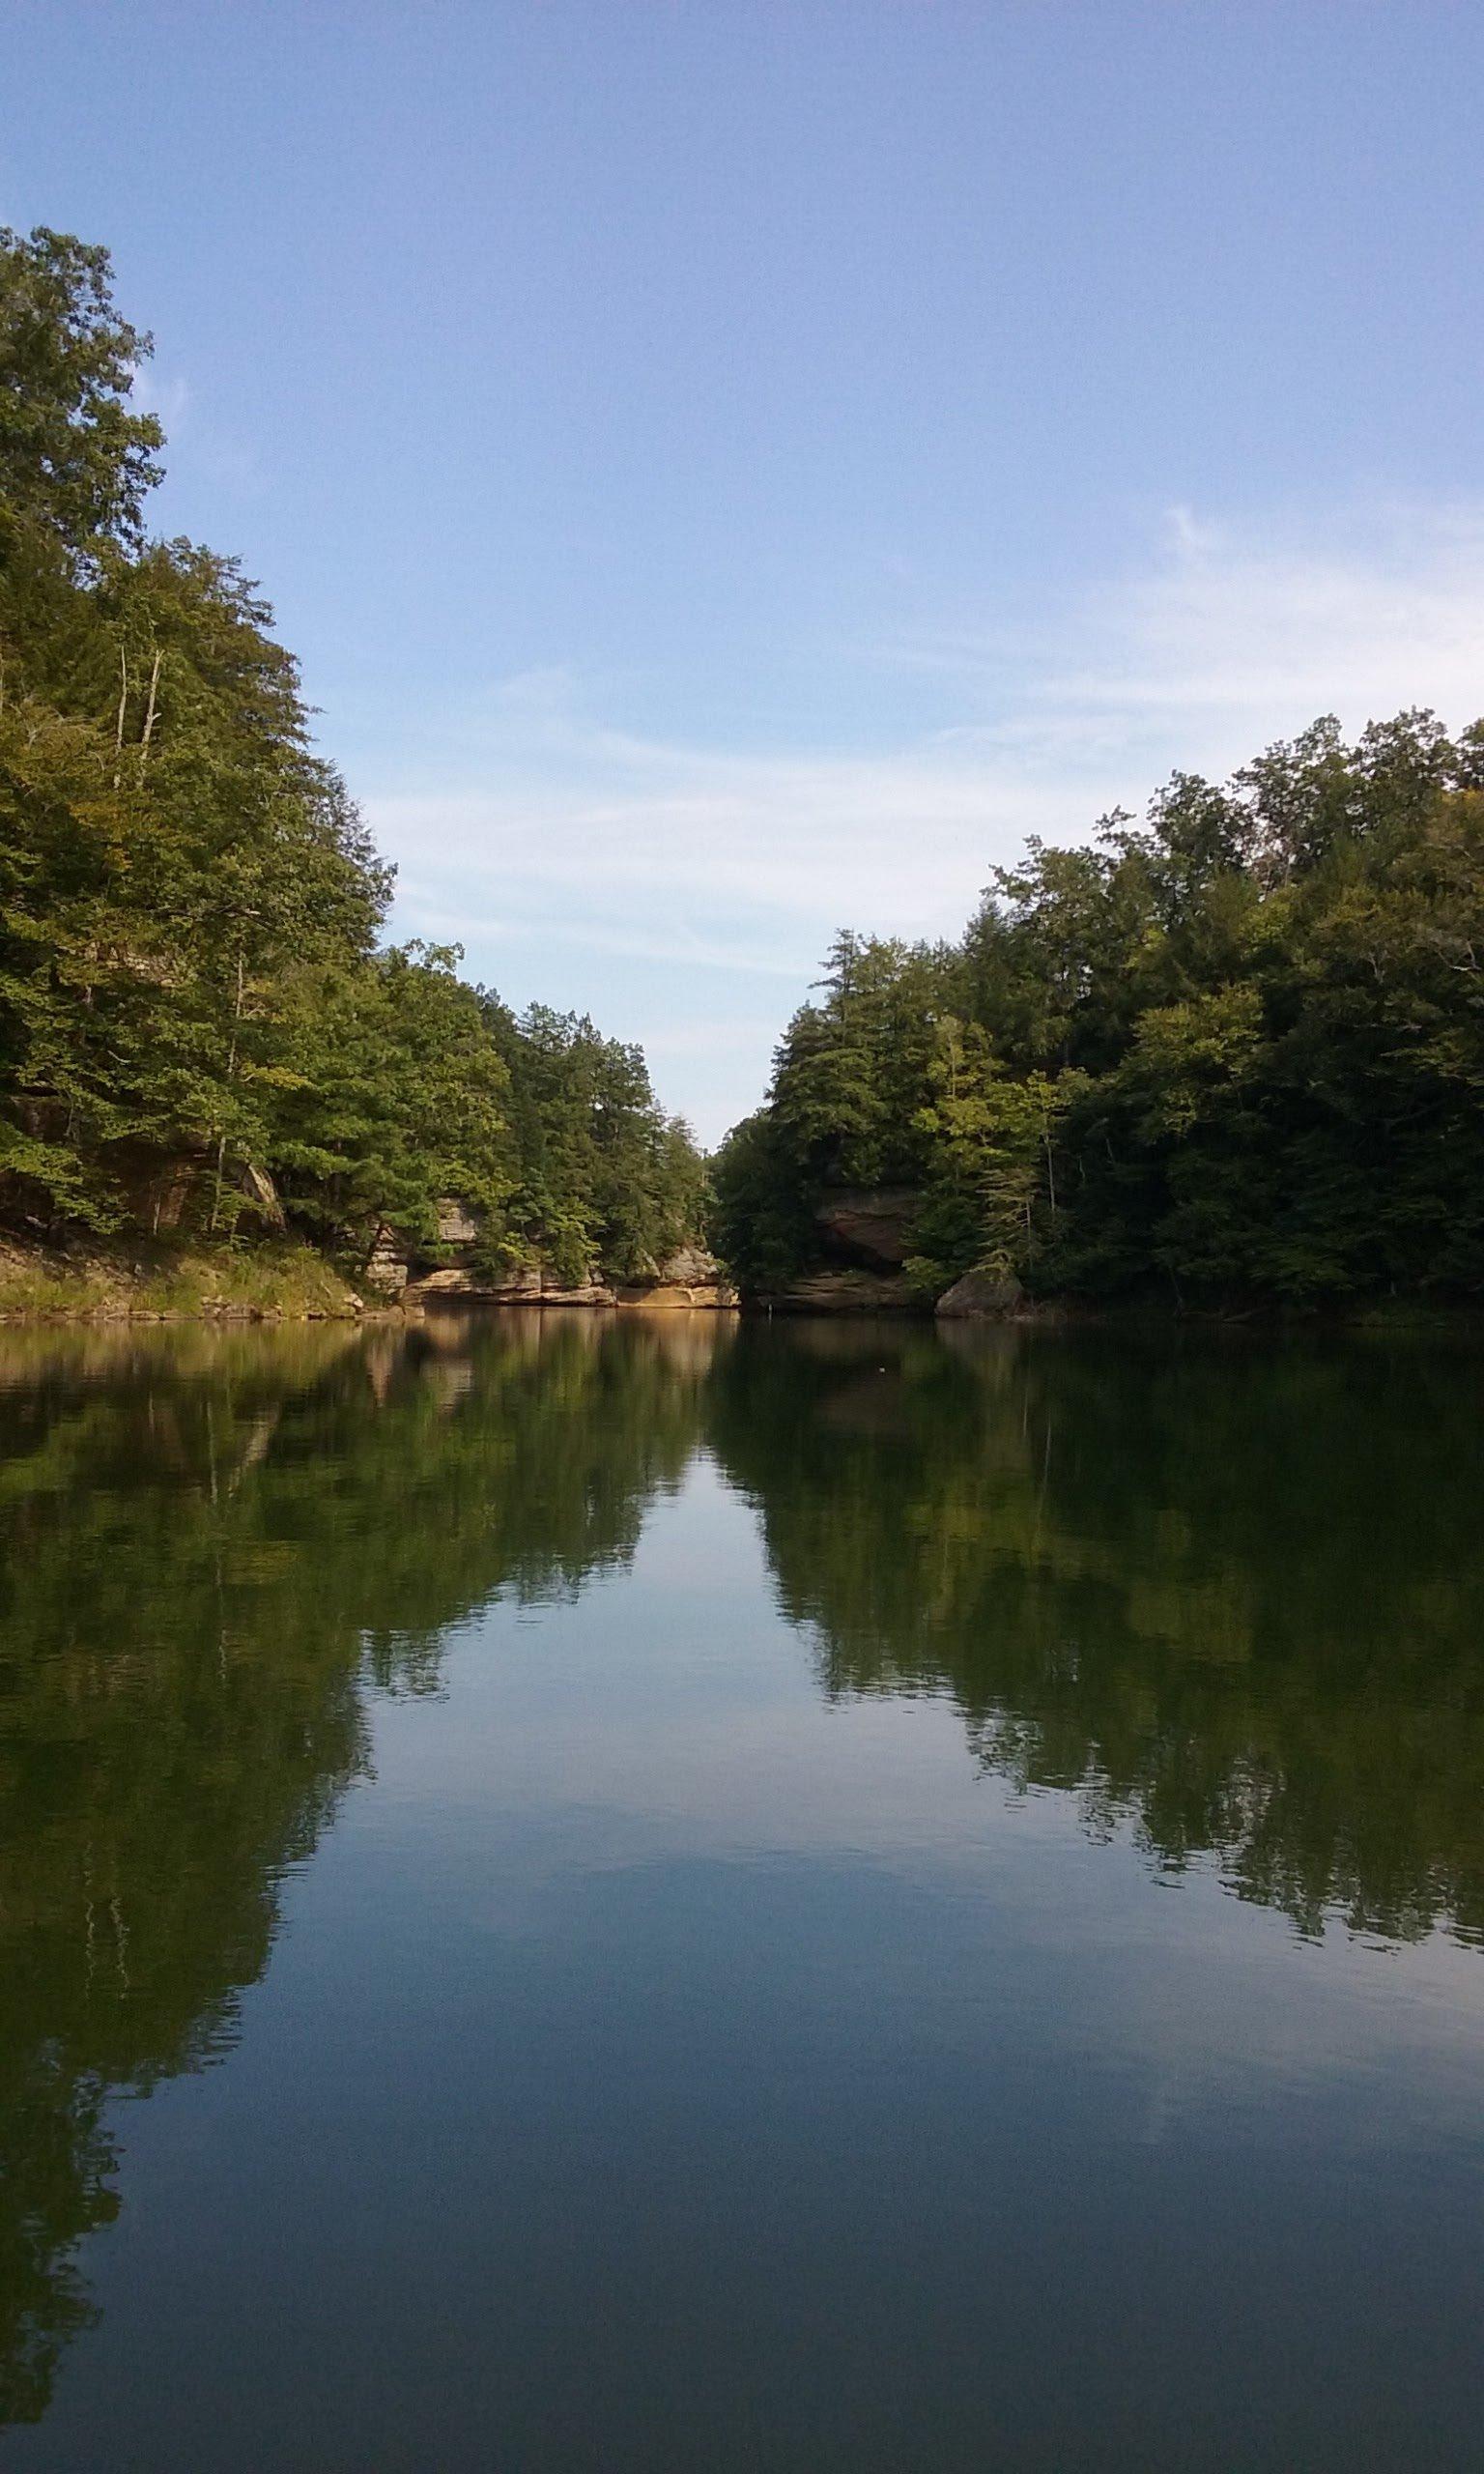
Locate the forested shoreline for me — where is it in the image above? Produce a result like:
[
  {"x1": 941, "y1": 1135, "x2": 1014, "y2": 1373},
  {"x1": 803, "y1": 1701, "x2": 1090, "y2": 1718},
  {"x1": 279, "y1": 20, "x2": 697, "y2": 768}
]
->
[
  {"x1": 7, "y1": 227, "x2": 1484, "y2": 1324},
  {"x1": 717, "y1": 710, "x2": 1484, "y2": 1312},
  {"x1": 0, "y1": 228, "x2": 706, "y2": 1309}
]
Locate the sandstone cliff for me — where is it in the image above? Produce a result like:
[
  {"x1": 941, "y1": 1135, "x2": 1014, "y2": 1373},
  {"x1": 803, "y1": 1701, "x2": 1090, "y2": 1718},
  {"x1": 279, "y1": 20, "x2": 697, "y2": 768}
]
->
[
  {"x1": 813, "y1": 1188, "x2": 919, "y2": 1270},
  {"x1": 388, "y1": 1210, "x2": 735, "y2": 1310}
]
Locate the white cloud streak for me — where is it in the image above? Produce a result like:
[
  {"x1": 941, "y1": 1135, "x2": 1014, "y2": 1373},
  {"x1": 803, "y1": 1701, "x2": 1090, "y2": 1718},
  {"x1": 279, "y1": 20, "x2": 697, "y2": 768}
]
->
[{"x1": 363, "y1": 502, "x2": 1484, "y2": 1135}]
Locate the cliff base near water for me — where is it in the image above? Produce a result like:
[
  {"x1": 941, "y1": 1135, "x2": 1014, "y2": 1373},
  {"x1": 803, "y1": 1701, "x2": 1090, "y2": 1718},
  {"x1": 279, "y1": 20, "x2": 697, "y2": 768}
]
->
[
  {"x1": 0, "y1": 1229, "x2": 738, "y2": 1325},
  {"x1": 406, "y1": 1258, "x2": 737, "y2": 1311},
  {"x1": 761, "y1": 1271, "x2": 924, "y2": 1314},
  {"x1": 935, "y1": 1269, "x2": 1046, "y2": 1320},
  {"x1": 395, "y1": 1232, "x2": 736, "y2": 1311}
]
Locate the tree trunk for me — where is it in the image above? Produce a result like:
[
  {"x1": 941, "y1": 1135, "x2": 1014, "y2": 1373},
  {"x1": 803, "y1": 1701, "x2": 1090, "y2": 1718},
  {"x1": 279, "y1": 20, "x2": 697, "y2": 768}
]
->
[
  {"x1": 111, "y1": 646, "x2": 128, "y2": 791},
  {"x1": 139, "y1": 648, "x2": 161, "y2": 770},
  {"x1": 208, "y1": 948, "x2": 247, "y2": 1236}
]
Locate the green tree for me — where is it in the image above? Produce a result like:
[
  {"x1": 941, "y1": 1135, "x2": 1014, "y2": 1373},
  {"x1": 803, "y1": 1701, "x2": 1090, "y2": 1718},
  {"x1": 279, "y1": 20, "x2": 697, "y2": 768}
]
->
[
  {"x1": 716, "y1": 712, "x2": 1484, "y2": 1309},
  {"x1": 0, "y1": 225, "x2": 705, "y2": 1282}
]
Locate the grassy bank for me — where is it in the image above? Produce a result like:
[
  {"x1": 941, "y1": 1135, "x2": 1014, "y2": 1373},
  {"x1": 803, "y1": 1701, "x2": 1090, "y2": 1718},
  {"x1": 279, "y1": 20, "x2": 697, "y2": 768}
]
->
[{"x1": 0, "y1": 1238, "x2": 367, "y2": 1324}]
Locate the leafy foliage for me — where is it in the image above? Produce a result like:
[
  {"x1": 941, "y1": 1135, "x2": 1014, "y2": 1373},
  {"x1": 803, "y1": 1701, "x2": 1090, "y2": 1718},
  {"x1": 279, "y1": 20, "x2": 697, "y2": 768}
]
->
[
  {"x1": 0, "y1": 227, "x2": 703, "y2": 1280},
  {"x1": 486, "y1": 1000, "x2": 709, "y2": 1284},
  {"x1": 716, "y1": 716, "x2": 1484, "y2": 1306}
]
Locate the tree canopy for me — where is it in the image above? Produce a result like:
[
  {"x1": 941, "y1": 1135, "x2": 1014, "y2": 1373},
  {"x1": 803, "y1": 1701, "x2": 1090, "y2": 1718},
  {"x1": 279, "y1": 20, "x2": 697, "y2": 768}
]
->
[
  {"x1": 715, "y1": 714, "x2": 1484, "y2": 1307},
  {"x1": 0, "y1": 226, "x2": 704, "y2": 1280}
]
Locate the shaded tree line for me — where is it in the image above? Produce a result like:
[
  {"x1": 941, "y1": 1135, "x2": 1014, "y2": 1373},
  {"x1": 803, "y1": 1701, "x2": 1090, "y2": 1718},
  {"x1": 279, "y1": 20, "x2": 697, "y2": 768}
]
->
[
  {"x1": 715, "y1": 713, "x2": 1484, "y2": 1306},
  {"x1": 0, "y1": 227, "x2": 703, "y2": 1281}
]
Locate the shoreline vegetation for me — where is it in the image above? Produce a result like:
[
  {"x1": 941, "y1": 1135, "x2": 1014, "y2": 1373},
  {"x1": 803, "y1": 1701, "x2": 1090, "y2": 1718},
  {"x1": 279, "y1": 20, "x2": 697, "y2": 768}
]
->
[
  {"x1": 715, "y1": 725, "x2": 1484, "y2": 1321},
  {"x1": 0, "y1": 1233, "x2": 737, "y2": 1324},
  {"x1": 0, "y1": 1234, "x2": 364, "y2": 1323},
  {"x1": 0, "y1": 1230, "x2": 1471, "y2": 1332},
  {"x1": 5, "y1": 229, "x2": 1484, "y2": 1326},
  {"x1": 1, "y1": 230, "x2": 710, "y2": 1309}
]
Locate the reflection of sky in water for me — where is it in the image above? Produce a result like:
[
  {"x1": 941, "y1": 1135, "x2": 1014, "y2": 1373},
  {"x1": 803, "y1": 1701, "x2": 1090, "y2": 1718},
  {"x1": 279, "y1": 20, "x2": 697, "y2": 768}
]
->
[
  {"x1": 360, "y1": 1460, "x2": 1484, "y2": 2147},
  {"x1": 6, "y1": 1323, "x2": 1484, "y2": 2473}
]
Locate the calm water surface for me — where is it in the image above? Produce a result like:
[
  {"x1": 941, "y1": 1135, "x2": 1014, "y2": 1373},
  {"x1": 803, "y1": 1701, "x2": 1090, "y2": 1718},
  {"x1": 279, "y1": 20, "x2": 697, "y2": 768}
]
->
[{"x1": 2, "y1": 1310, "x2": 1483, "y2": 2471}]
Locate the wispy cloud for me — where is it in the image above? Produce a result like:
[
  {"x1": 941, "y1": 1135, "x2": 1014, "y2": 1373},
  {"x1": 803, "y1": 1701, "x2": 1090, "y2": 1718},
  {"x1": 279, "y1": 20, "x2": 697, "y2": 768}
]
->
[
  {"x1": 132, "y1": 360, "x2": 267, "y2": 500},
  {"x1": 1048, "y1": 502, "x2": 1484, "y2": 739},
  {"x1": 130, "y1": 360, "x2": 192, "y2": 437},
  {"x1": 363, "y1": 501, "x2": 1484, "y2": 1135},
  {"x1": 885, "y1": 502, "x2": 1484, "y2": 753}
]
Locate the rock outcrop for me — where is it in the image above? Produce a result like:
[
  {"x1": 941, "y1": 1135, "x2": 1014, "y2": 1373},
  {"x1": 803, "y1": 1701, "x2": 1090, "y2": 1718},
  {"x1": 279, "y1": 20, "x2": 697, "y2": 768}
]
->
[
  {"x1": 656, "y1": 1243, "x2": 721, "y2": 1288},
  {"x1": 813, "y1": 1188, "x2": 920, "y2": 1270},
  {"x1": 405, "y1": 1264, "x2": 615, "y2": 1308},
  {"x1": 434, "y1": 1198, "x2": 481, "y2": 1246},
  {"x1": 769, "y1": 1270, "x2": 921, "y2": 1314},
  {"x1": 615, "y1": 1246, "x2": 735, "y2": 1310},
  {"x1": 934, "y1": 1268, "x2": 1028, "y2": 1319},
  {"x1": 391, "y1": 1203, "x2": 734, "y2": 1311},
  {"x1": 362, "y1": 1224, "x2": 411, "y2": 1297}
]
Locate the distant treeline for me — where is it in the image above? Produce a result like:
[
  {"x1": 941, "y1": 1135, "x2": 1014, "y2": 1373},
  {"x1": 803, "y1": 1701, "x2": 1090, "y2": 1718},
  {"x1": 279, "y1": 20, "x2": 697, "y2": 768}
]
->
[
  {"x1": 716, "y1": 709, "x2": 1484, "y2": 1306},
  {"x1": 0, "y1": 228, "x2": 705, "y2": 1281}
]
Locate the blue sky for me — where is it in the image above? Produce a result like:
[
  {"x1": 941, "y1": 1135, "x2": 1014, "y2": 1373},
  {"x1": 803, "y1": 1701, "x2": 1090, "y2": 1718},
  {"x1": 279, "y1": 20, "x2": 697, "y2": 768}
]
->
[{"x1": 6, "y1": 2, "x2": 1484, "y2": 1140}]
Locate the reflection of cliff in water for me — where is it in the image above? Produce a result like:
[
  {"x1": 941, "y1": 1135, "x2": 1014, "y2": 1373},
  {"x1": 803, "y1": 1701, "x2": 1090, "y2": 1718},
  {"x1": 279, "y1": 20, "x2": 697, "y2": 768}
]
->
[
  {"x1": 0, "y1": 1312, "x2": 726, "y2": 2425},
  {"x1": 709, "y1": 1319, "x2": 1484, "y2": 1947}
]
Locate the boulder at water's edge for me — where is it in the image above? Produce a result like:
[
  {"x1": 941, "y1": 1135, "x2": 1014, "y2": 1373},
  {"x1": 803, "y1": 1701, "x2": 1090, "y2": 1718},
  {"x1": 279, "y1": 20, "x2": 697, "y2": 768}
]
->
[{"x1": 934, "y1": 1268, "x2": 1027, "y2": 1319}]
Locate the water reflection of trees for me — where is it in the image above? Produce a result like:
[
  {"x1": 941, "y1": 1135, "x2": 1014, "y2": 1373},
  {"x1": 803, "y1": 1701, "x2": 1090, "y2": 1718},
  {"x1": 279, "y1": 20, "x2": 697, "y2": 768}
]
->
[
  {"x1": 709, "y1": 1320, "x2": 1484, "y2": 1946},
  {"x1": 5, "y1": 1308, "x2": 1484, "y2": 2425},
  {"x1": 0, "y1": 1311, "x2": 723, "y2": 2424}
]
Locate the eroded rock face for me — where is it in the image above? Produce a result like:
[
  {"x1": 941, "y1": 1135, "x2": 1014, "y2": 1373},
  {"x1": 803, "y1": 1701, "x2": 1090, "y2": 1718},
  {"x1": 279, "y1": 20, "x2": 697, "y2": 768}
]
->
[
  {"x1": 405, "y1": 1265, "x2": 615, "y2": 1307},
  {"x1": 657, "y1": 1244, "x2": 723, "y2": 1287},
  {"x1": 770, "y1": 1270, "x2": 922, "y2": 1314},
  {"x1": 435, "y1": 1198, "x2": 481, "y2": 1247},
  {"x1": 934, "y1": 1268, "x2": 1026, "y2": 1319},
  {"x1": 398, "y1": 1206, "x2": 732, "y2": 1309},
  {"x1": 813, "y1": 1189, "x2": 920, "y2": 1270},
  {"x1": 363, "y1": 1227, "x2": 411, "y2": 1297},
  {"x1": 614, "y1": 1245, "x2": 736, "y2": 1309}
]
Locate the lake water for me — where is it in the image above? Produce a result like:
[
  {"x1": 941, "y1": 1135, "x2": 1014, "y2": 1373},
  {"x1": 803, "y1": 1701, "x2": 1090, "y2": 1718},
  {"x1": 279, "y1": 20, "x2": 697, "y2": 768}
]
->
[{"x1": 2, "y1": 1309, "x2": 1482, "y2": 2471}]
